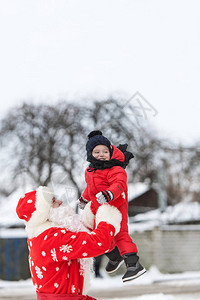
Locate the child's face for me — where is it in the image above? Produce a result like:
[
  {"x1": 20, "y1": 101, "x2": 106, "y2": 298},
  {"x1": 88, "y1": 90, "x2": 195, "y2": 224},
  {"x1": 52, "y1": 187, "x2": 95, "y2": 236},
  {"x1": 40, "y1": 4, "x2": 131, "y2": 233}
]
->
[{"x1": 92, "y1": 145, "x2": 110, "y2": 160}]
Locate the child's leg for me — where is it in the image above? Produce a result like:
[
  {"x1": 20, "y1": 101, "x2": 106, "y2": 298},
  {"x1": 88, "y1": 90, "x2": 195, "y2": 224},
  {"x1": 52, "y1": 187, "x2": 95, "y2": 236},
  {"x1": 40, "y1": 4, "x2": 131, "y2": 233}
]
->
[
  {"x1": 114, "y1": 230, "x2": 138, "y2": 256},
  {"x1": 114, "y1": 216, "x2": 138, "y2": 256},
  {"x1": 114, "y1": 213, "x2": 146, "y2": 282},
  {"x1": 104, "y1": 221, "x2": 137, "y2": 274}
]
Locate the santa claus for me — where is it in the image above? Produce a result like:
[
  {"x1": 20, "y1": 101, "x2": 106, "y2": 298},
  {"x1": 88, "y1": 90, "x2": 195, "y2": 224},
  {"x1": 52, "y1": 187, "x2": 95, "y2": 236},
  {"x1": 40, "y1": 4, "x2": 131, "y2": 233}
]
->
[{"x1": 16, "y1": 186, "x2": 122, "y2": 300}]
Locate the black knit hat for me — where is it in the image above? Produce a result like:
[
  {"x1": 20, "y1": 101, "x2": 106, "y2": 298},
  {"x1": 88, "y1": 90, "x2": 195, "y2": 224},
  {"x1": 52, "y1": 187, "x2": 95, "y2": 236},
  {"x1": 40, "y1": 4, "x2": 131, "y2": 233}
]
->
[{"x1": 86, "y1": 130, "x2": 113, "y2": 157}]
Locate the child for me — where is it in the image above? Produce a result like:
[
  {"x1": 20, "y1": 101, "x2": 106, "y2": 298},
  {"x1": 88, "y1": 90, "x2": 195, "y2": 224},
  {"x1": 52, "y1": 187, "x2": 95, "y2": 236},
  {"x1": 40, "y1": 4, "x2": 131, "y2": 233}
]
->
[{"x1": 78, "y1": 130, "x2": 146, "y2": 282}]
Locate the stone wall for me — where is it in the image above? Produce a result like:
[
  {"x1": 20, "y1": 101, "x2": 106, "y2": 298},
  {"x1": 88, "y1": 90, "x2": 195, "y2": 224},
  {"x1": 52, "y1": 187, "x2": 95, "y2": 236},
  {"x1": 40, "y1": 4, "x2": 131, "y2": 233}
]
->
[
  {"x1": 130, "y1": 225, "x2": 200, "y2": 273},
  {"x1": 101, "y1": 225, "x2": 200, "y2": 274},
  {"x1": 1, "y1": 225, "x2": 200, "y2": 280}
]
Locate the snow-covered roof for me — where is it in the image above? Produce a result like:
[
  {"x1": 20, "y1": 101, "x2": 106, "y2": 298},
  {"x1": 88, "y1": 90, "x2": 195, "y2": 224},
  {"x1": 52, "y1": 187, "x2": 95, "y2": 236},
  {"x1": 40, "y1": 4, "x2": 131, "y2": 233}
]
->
[
  {"x1": 161, "y1": 202, "x2": 200, "y2": 224},
  {"x1": 128, "y1": 182, "x2": 150, "y2": 201},
  {"x1": 129, "y1": 202, "x2": 200, "y2": 233},
  {"x1": 1, "y1": 185, "x2": 200, "y2": 231}
]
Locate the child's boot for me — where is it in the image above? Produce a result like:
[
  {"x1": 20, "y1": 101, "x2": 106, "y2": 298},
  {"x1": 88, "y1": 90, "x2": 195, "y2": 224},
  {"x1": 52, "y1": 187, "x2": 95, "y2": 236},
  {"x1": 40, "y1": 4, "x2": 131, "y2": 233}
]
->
[
  {"x1": 105, "y1": 246, "x2": 124, "y2": 273},
  {"x1": 122, "y1": 253, "x2": 146, "y2": 282}
]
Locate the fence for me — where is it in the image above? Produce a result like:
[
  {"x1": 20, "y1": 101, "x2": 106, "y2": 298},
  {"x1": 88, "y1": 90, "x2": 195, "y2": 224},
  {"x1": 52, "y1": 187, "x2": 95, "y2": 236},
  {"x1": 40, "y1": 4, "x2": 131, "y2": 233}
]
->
[
  {"x1": 130, "y1": 224, "x2": 200, "y2": 273},
  {"x1": 1, "y1": 225, "x2": 200, "y2": 280},
  {"x1": 100, "y1": 224, "x2": 200, "y2": 275},
  {"x1": 0, "y1": 230, "x2": 30, "y2": 280}
]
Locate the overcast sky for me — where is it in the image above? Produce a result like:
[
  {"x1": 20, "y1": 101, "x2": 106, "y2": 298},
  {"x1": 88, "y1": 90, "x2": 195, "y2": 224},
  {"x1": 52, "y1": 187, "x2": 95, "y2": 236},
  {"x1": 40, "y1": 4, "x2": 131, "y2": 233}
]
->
[{"x1": 0, "y1": 0, "x2": 200, "y2": 145}]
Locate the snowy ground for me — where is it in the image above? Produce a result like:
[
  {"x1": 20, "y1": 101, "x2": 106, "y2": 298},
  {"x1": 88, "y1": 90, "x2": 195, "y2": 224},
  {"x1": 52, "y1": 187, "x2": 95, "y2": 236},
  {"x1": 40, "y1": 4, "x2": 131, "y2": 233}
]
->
[
  {"x1": 88, "y1": 267, "x2": 200, "y2": 299},
  {"x1": 100, "y1": 296, "x2": 200, "y2": 300},
  {"x1": 1, "y1": 266, "x2": 200, "y2": 299},
  {"x1": 89, "y1": 266, "x2": 200, "y2": 288}
]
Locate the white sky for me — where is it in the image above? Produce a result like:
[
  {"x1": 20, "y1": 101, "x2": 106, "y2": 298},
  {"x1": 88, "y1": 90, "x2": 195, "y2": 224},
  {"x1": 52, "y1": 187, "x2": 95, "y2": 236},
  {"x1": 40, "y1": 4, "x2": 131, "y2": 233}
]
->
[{"x1": 0, "y1": 0, "x2": 200, "y2": 145}]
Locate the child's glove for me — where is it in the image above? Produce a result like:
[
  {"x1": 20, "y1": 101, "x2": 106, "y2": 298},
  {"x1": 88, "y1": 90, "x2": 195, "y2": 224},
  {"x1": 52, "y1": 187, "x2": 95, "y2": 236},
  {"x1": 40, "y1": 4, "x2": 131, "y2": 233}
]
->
[
  {"x1": 77, "y1": 196, "x2": 89, "y2": 210},
  {"x1": 96, "y1": 190, "x2": 114, "y2": 204}
]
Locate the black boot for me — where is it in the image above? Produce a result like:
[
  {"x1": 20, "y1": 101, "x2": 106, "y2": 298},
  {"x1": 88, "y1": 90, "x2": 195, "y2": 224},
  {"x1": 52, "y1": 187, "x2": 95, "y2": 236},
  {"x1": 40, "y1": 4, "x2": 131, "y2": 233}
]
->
[
  {"x1": 122, "y1": 253, "x2": 146, "y2": 282},
  {"x1": 94, "y1": 255, "x2": 103, "y2": 278},
  {"x1": 105, "y1": 247, "x2": 124, "y2": 273}
]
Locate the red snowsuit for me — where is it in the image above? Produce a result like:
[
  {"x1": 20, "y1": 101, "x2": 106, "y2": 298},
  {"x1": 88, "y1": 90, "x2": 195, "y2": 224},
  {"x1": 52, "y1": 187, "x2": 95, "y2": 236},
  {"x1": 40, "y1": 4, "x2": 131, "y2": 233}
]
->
[{"x1": 82, "y1": 145, "x2": 138, "y2": 255}]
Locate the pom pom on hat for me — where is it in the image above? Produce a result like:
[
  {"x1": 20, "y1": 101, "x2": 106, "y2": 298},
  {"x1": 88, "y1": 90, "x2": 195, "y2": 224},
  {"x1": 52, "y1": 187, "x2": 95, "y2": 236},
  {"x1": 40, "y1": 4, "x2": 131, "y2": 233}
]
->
[
  {"x1": 88, "y1": 130, "x2": 103, "y2": 139},
  {"x1": 86, "y1": 130, "x2": 112, "y2": 156}
]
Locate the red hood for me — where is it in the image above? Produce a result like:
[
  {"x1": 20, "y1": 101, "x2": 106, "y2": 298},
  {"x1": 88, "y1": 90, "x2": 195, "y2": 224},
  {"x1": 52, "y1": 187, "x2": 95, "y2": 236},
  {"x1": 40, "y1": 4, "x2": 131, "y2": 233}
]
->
[{"x1": 111, "y1": 145, "x2": 125, "y2": 162}]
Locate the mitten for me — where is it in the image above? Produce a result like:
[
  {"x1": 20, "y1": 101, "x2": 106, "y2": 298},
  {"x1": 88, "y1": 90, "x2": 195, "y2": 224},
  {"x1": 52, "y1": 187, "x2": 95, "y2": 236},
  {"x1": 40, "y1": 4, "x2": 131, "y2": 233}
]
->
[
  {"x1": 96, "y1": 190, "x2": 114, "y2": 204},
  {"x1": 77, "y1": 196, "x2": 89, "y2": 210}
]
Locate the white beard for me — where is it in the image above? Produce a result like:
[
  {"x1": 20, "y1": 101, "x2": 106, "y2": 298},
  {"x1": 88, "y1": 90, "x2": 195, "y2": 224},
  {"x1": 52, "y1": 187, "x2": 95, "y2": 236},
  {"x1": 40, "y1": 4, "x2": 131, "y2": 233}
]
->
[
  {"x1": 49, "y1": 205, "x2": 89, "y2": 233},
  {"x1": 49, "y1": 205, "x2": 94, "y2": 294}
]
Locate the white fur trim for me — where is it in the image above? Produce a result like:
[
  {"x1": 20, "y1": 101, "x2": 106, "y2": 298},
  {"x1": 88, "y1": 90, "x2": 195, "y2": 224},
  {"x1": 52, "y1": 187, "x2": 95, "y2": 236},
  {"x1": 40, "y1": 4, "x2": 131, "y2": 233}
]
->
[
  {"x1": 26, "y1": 221, "x2": 53, "y2": 238},
  {"x1": 26, "y1": 186, "x2": 54, "y2": 236},
  {"x1": 82, "y1": 267, "x2": 91, "y2": 295},
  {"x1": 82, "y1": 202, "x2": 95, "y2": 230},
  {"x1": 95, "y1": 204, "x2": 122, "y2": 235}
]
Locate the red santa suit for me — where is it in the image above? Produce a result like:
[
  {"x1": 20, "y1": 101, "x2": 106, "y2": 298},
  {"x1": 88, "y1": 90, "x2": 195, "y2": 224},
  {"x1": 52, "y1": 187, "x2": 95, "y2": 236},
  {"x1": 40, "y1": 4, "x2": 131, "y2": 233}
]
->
[
  {"x1": 16, "y1": 186, "x2": 122, "y2": 300},
  {"x1": 82, "y1": 145, "x2": 137, "y2": 255}
]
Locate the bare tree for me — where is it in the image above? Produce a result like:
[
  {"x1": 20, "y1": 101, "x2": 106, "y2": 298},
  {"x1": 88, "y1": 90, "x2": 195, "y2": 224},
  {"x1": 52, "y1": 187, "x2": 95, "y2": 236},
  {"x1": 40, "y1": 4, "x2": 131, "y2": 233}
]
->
[
  {"x1": 0, "y1": 102, "x2": 86, "y2": 197},
  {"x1": 162, "y1": 143, "x2": 200, "y2": 204},
  {"x1": 1, "y1": 98, "x2": 199, "y2": 206},
  {"x1": 86, "y1": 98, "x2": 160, "y2": 185}
]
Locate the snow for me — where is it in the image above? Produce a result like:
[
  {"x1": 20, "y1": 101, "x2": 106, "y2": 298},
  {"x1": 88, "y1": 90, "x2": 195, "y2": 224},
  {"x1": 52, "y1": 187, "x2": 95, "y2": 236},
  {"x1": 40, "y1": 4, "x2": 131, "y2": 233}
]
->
[
  {"x1": 128, "y1": 183, "x2": 149, "y2": 201},
  {"x1": 95, "y1": 296, "x2": 199, "y2": 300},
  {"x1": 0, "y1": 192, "x2": 200, "y2": 239},
  {"x1": 0, "y1": 185, "x2": 78, "y2": 229},
  {"x1": 0, "y1": 189, "x2": 27, "y2": 228},
  {"x1": 90, "y1": 266, "x2": 200, "y2": 289},
  {"x1": 0, "y1": 266, "x2": 200, "y2": 299},
  {"x1": 103, "y1": 294, "x2": 174, "y2": 300},
  {"x1": 128, "y1": 202, "x2": 200, "y2": 233},
  {"x1": 99, "y1": 296, "x2": 199, "y2": 300},
  {"x1": 0, "y1": 228, "x2": 27, "y2": 238},
  {"x1": 161, "y1": 202, "x2": 200, "y2": 224},
  {"x1": 0, "y1": 186, "x2": 200, "y2": 299},
  {"x1": 1, "y1": 183, "x2": 200, "y2": 231},
  {"x1": 90, "y1": 267, "x2": 200, "y2": 300}
]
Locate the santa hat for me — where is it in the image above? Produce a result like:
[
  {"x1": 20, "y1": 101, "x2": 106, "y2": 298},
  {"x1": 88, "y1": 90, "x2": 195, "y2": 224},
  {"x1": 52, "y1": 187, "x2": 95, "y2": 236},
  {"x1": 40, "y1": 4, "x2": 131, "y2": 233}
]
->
[{"x1": 16, "y1": 186, "x2": 54, "y2": 228}]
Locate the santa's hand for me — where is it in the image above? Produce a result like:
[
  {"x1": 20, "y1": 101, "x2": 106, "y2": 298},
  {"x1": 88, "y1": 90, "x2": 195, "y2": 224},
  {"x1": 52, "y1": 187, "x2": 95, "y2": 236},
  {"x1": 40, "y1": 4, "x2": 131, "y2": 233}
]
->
[
  {"x1": 77, "y1": 196, "x2": 89, "y2": 210},
  {"x1": 96, "y1": 190, "x2": 114, "y2": 204}
]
